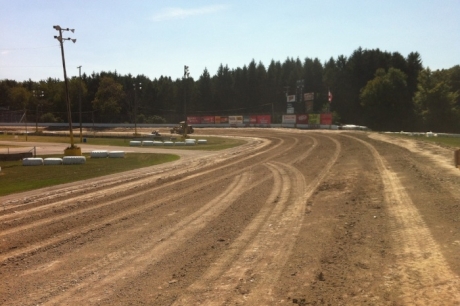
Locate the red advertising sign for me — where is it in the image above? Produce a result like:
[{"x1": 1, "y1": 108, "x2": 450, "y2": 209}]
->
[
  {"x1": 296, "y1": 114, "x2": 308, "y2": 124},
  {"x1": 320, "y1": 113, "x2": 332, "y2": 125},
  {"x1": 250, "y1": 116, "x2": 258, "y2": 124},
  {"x1": 257, "y1": 115, "x2": 271, "y2": 124},
  {"x1": 187, "y1": 116, "x2": 201, "y2": 124},
  {"x1": 201, "y1": 116, "x2": 215, "y2": 124},
  {"x1": 219, "y1": 116, "x2": 229, "y2": 124}
]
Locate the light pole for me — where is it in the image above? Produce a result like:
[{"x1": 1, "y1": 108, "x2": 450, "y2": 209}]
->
[
  {"x1": 133, "y1": 82, "x2": 142, "y2": 136},
  {"x1": 296, "y1": 79, "x2": 304, "y2": 113},
  {"x1": 33, "y1": 89, "x2": 44, "y2": 133},
  {"x1": 183, "y1": 65, "x2": 190, "y2": 138},
  {"x1": 77, "y1": 65, "x2": 82, "y2": 143},
  {"x1": 53, "y1": 25, "x2": 77, "y2": 152},
  {"x1": 24, "y1": 108, "x2": 28, "y2": 141}
]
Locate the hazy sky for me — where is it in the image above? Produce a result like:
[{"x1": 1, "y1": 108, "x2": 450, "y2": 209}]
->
[{"x1": 1, "y1": 0, "x2": 459, "y2": 82}]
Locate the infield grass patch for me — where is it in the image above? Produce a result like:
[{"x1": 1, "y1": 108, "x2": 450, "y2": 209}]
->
[{"x1": 0, "y1": 153, "x2": 179, "y2": 196}]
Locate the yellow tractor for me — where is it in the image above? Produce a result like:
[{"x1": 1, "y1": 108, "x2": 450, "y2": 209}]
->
[{"x1": 170, "y1": 121, "x2": 194, "y2": 134}]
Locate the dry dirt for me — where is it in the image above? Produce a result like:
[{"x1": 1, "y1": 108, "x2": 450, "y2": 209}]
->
[{"x1": 1, "y1": 128, "x2": 460, "y2": 305}]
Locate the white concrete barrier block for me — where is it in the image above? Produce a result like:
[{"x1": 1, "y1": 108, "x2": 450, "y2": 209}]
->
[
  {"x1": 108, "y1": 151, "x2": 125, "y2": 158},
  {"x1": 44, "y1": 158, "x2": 63, "y2": 165},
  {"x1": 90, "y1": 150, "x2": 109, "y2": 158},
  {"x1": 63, "y1": 156, "x2": 86, "y2": 165},
  {"x1": 130, "y1": 141, "x2": 142, "y2": 146},
  {"x1": 142, "y1": 141, "x2": 154, "y2": 146},
  {"x1": 22, "y1": 158, "x2": 44, "y2": 166},
  {"x1": 197, "y1": 139, "x2": 207, "y2": 144}
]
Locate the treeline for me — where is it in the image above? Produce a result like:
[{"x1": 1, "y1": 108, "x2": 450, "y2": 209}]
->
[{"x1": 0, "y1": 47, "x2": 459, "y2": 132}]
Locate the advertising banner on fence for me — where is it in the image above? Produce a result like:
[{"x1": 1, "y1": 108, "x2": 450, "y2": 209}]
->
[
  {"x1": 296, "y1": 114, "x2": 308, "y2": 124},
  {"x1": 201, "y1": 116, "x2": 215, "y2": 124},
  {"x1": 229, "y1": 116, "x2": 243, "y2": 125},
  {"x1": 309, "y1": 114, "x2": 320, "y2": 124},
  {"x1": 257, "y1": 115, "x2": 271, "y2": 125},
  {"x1": 243, "y1": 115, "x2": 258, "y2": 124},
  {"x1": 320, "y1": 113, "x2": 332, "y2": 125},
  {"x1": 187, "y1": 116, "x2": 201, "y2": 124},
  {"x1": 215, "y1": 116, "x2": 229, "y2": 124},
  {"x1": 283, "y1": 115, "x2": 297, "y2": 124}
]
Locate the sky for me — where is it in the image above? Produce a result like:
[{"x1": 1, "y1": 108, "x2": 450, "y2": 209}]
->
[{"x1": 1, "y1": 0, "x2": 459, "y2": 82}]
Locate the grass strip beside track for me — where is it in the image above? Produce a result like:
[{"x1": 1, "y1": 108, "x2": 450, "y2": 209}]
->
[
  {"x1": 0, "y1": 153, "x2": 179, "y2": 197},
  {"x1": 0, "y1": 135, "x2": 245, "y2": 151}
]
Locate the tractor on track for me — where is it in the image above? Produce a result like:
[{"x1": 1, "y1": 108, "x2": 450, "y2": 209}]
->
[{"x1": 170, "y1": 121, "x2": 194, "y2": 135}]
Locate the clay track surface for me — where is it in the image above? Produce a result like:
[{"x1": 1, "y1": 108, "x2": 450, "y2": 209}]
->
[{"x1": 1, "y1": 128, "x2": 460, "y2": 305}]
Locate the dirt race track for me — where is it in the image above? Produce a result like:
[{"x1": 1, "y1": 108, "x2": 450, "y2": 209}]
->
[{"x1": 1, "y1": 128, "x2": 460, "y2": 305}]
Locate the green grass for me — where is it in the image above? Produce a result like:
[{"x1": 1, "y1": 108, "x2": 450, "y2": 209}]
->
[
  {"x1": 0, "y1": 134, "x2": 246, "y2": 196},
  {"x1": 0, "y1": 153, "x2": 179, "y2": 197},
  {"x1": 0, "y1": 134, "x2": 246, "y2": 150}
]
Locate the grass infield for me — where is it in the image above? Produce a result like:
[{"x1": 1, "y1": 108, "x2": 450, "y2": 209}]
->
[
  {"x1": 0, "y1": 153, "x2": 180, "y2": 197},
  {"x1": 0, "y1": 134, "x2": 245, "y2": 197},
  {"x1": 0, "y1": 134, "x2": 246, "y2": 151}
]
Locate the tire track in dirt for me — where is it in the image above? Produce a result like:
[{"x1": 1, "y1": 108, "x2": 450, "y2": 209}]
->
[
  {"x1": 25, "y1": 145, "x2": 299, "y2": 306},
  {"x1": 0, "y1": 136, "x2": 268, "y2": 210},
  {"x1": 0, "y1": 131, "x2": 338, "y2": 305},
  {"x1": 174, "y1": 135, "x2": 341, "y2": 305},
  {"x1": 29, "y1": 172, "x2": 250, "y2": 305},
  {"x1": 0, "y1": 136, "x2": 295, "y2": 263},
  {"x1": 344, "y1": 134, "x2": 460, "y2": 305},
  {"x1": 0, "y1": 135, "x2": 283, "y2": 223}
]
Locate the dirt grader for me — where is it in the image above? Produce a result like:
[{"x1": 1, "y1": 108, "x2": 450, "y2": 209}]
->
[{"x1": 170, "y1": 121, "x2": 194, "y2": 134}]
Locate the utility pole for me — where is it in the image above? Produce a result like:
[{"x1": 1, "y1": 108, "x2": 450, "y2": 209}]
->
[
  {"x1": 133, "y1": 82, "x2": 142, "y2": 136},
  {"x1": 53, "y1": 25, "x2": 77, "y2": 151},
  {"x1": 24, "y1": 108, "x2": 28, "y2": 141},
  {"x1": 33, "y1": 89, "x2": 44, "y2": 133},
  {"x1": 77, "y1": 65, "x2": 82, "y2": 143}
]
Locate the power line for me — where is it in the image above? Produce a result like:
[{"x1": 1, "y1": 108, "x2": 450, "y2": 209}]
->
[
  {"x1": 0, "y1": 65, "x2": 60, "y2": 68},
  {"x1": 0, "y1": 44, "x2": 59, "y2": 51}
]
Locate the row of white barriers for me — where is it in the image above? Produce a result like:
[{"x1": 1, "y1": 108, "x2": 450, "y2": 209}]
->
[
  {"x1": 23, "y1": 156, "x2": 87, "y2": 166},
  {"x1": 90, "y1": 150, "x2": 125, "y2": 158},
  {"x1": 129, "y1": 139, "x2": 207, "y2": 146},
  {"x1": 22, "y1": 150, "x2": 126, "y2": 166}
]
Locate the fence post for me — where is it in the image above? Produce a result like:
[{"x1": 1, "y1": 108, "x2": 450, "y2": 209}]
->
[{"x1": 455, "y1": 149, "x2": 460, "y2": 168}]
